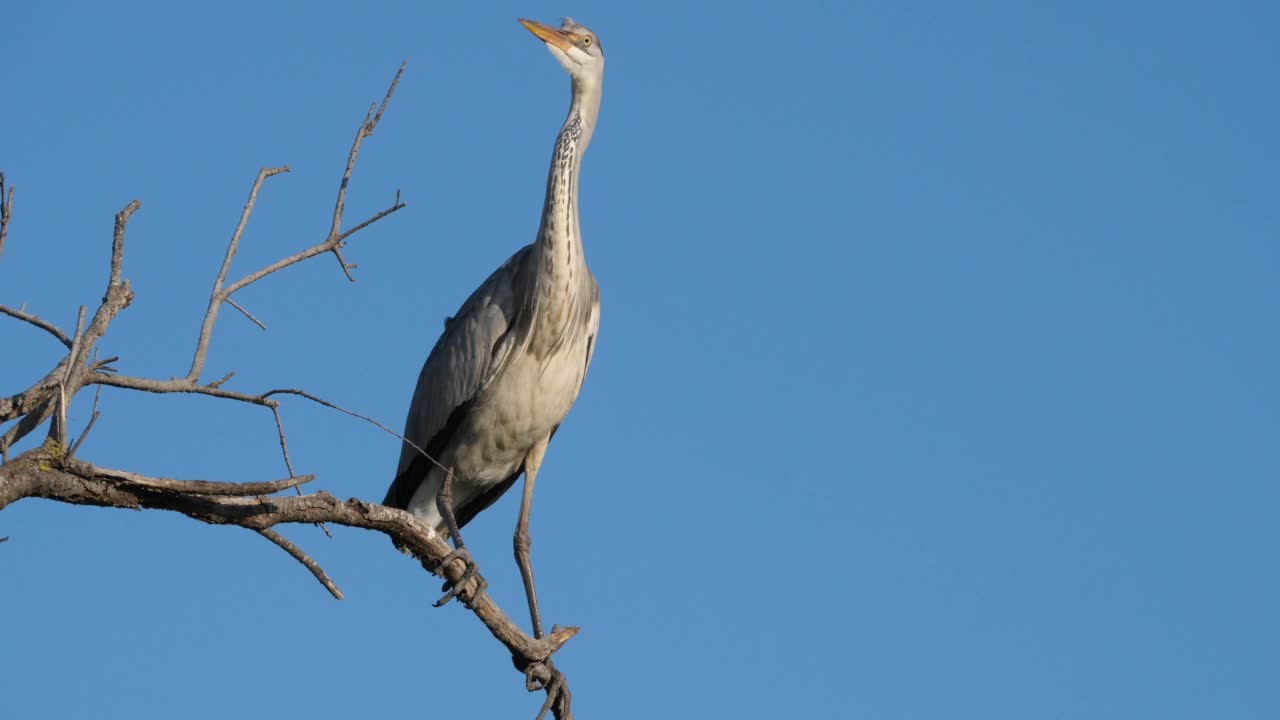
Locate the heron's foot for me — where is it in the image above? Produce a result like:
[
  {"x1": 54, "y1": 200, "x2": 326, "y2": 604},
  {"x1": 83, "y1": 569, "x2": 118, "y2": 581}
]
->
[
  {"x1": 510, "y1": 624, "x2": 580, "y2": 720},
  {"x1": 434, "y1": 547, "x2": 487, "y2": 607},
  {"x1": 519, "y1": 659, "x2": 572, "y2": 720}
]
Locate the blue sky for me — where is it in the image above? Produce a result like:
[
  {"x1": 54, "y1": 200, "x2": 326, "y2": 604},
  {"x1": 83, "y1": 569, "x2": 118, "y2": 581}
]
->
[{"x1": 3, "y1": 1, "x2": 1277, "y2": 717}]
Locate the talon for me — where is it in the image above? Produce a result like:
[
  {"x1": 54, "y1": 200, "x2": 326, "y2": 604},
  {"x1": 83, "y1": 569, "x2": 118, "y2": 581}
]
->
[
  {"x1": 443, "y1": 571, "x2": 486, "y2": 607},
  {"x1": 525, "y1": 664, "x2": 547, "y2": 692},
  {"x1": 532, "y1": 664, "x2": 570, "y2": 720},
  {"x1": 437, "y1": 546, "x2": 471, "y2": 575},
  {"x1": 433, "y1": 548, "x2": 485, "y2": 607}
]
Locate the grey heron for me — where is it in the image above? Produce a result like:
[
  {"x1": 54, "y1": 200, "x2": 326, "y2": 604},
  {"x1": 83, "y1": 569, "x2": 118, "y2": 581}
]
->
[{"x1": 384, "y1": 17, "x2": 604, "y2": 640}]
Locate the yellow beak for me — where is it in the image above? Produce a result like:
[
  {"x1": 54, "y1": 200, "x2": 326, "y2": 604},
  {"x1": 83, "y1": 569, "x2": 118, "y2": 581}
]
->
[{"x1": 519, "y1": 18, "x2": 575, "y2": 52}]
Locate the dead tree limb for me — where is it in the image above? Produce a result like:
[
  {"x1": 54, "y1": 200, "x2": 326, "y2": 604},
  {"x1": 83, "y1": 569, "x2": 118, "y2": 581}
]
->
[
  {"x1": 0, "y1": 304, "x2": 72, "y2": 349},
  {"x1": 0, "y1": 450, "x2": 576, "y2": 717},
  {"x1": 0, "y1": 62, "x2": 575, "y2": 720}
]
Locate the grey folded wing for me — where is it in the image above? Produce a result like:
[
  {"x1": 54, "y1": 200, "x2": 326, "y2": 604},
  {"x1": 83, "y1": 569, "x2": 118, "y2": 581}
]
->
[{"x1": 383, "y1": 245, "x2": 533, "y2": 508}]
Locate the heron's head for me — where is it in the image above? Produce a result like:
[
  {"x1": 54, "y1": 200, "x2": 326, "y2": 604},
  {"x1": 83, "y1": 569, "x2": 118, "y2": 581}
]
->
[{"x1": 519, "y1": 17, "x2": 604, "y2": 87}]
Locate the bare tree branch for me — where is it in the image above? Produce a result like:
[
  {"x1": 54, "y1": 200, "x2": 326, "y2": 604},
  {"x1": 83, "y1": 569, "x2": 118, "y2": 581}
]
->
[
  {"x1": 109, "y1": 200, "x2": 140, "y2": 291},
  {"x1": 183, "y1": 65, "x2": 407, "y2": 383},
  {"x1": 0, "y1": 305, "x2": 72, "y2": 348},
  {"x1": 328, "y1": 62, "x2": 405, "y2": 278},
  {"x1": 91, "y1": 372, "x2": 276, "y2": 404},
  {"x1": 86, "y1": 464, "x2": 315, "y2": 496},
  {"x1": 257, "y1": 528, "x2": 344, "y2": 599},
  {"x1": 0, "y1": 451, "x2": 576, "y2": 718},
  {"x1": 269, "y1": 405, "x2": 297, "y2": 478},
  {"x1": 226, "y1": 296, "x2": 267, "y2": 330},
  {"x1": 0, "y1": 62, "x2": 577, "y2": 719},
  {"x1": 264, "y1": 387, "x2": 458, "y2": 480},
  {"x1": 66, "y1": 378, "x2": 102, "y2": 459},
  {"x1": 185, "y1": 165, "x2": 290, "y2": 382},
  {"x1": 0, "y1": 397, "x2": 56, "y2": 461},
  {"x1": 1, "y1": 359, "x2": 68, "y2": 424}
]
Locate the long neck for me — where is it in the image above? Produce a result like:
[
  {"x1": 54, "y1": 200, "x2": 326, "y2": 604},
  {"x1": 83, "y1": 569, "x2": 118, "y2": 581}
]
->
[
  {"x1": 535, "y1": 78, "x2": 600, "y2": 268},
  {"x1": 524, "y1": 76, "x2": 601, "y2": 356}
]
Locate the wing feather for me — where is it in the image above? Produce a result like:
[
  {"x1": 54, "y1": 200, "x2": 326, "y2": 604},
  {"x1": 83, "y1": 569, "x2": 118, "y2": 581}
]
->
[{"x1": 383, "y1": 245, "x2": 533, "y2": 509}]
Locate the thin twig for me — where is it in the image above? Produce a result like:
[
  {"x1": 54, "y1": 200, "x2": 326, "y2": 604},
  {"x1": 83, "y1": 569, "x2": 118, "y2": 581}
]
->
[
  {"x1": 268, "y1": 403, "x2": 330, "y2": 537},
  {"x1": 226, "y1": 297, "x2": 267, "y2": 330},
  {"x1": 215, "y1": 185, "x2": 402, "y2": 296},
  {"x1": 93, "y1": 373, "x2": 278, "y2": 406},
  {"x1": 336, "y1": 197, "x2": 406, "y2": 244},
  {"x1": 89, "y1": 381, "x2": 447, "y2": 486},
  {"x1": 256, "y1": 528, "x2": 343, "y2": 600},
  {"x1": 370, "y1": 63, "x2": 404, "y2": 129},
  {"x1": 262, "y1": 388, "x2": 451, "y2": 478},
  {"x1": 87, "y1": 375, "x2": 446, "y2": 490},
  {"x1": 332, "y1": 247, "x2": 357, "y2": 282},
  {"x1": 206, "y1": 371, "x2": 235, "y2": 389},
  {"x1": 269, "y1": 405, "x2": 297, "y2": 480},
  {"x1": 0, "y1": 305, "x2": 73, "y2": 348},
  {"x1": 89, "y1": 375, "x2": 433, "y2": 544},
  {"x1": 67, "y1": 383, "x2": 103, "y2": 459}
]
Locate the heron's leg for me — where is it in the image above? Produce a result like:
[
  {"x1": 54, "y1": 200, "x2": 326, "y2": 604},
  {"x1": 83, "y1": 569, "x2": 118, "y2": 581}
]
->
[
  {"x1": 437, "y1": 465, "x2": 466, "y2": 548},
  {"x1": 516, "y1": 437, "x2": 550, "y2": 638},
  {"x1": 435, "y1": 466, "x2": 486, "y2": 606}
]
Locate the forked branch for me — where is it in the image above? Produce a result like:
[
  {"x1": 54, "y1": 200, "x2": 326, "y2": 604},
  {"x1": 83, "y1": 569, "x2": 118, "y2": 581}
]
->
[{"x1": 185, "y1": 61, "x2": 407, "y2": 383}]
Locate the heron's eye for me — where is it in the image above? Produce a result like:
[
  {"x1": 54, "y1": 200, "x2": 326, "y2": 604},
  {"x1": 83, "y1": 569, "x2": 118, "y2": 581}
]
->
[{"x1": 581, "y1": 36, "x2": 592, "y2": 47}]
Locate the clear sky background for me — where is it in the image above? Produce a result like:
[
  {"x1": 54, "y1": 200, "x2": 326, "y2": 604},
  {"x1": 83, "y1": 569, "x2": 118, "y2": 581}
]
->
[{"x1": 2, "y1": 1, "x2": 1277, "y2": 717}]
